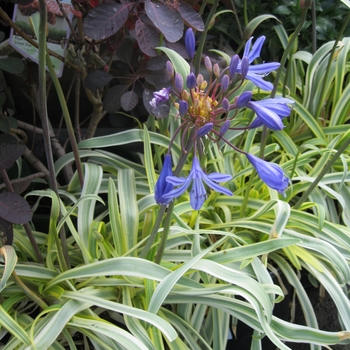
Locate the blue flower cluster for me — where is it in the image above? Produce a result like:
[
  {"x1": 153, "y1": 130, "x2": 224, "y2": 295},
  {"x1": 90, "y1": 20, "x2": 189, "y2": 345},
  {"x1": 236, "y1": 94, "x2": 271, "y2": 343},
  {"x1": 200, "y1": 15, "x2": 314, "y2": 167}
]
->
[{"x1": 152, "y1": 28, "x2": 293, "y2": 210}]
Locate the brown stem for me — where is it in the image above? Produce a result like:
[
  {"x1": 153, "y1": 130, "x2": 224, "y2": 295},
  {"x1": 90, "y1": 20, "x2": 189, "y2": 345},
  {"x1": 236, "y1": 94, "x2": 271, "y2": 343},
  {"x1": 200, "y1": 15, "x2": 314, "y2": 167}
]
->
[
  {"x1": 83, "y1": 102, "x2": 103, "y2": 140},
  {"x1": 0, "y1": 172, "x2": 47, "y2": 191}
]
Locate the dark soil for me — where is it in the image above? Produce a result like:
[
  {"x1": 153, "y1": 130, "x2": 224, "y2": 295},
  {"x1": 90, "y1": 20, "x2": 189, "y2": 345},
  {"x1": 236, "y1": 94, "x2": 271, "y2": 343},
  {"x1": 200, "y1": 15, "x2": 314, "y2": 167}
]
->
[{"x1": 286, "y1": 285, "x2": 350, "y2": 350}]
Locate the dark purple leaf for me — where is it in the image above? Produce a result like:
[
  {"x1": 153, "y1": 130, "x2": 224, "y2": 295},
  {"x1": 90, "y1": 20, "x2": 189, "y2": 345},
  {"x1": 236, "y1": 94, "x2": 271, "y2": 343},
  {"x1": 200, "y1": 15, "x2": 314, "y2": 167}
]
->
[
  {"x1": 83, "y1": 3, "x2": 130, "y2": 41},
  {"x1": 103, "y1": 85, "x2": 128, "y2": 113},
  {"x1": 84, "y1": 70, "x2": 114, "y2": 90},
  {"x1": 177, "y1": 1, "x2": 204, "y2": 31},
  {"x1": 0, "y1": 144, "x2": 25, "y2": 170},
  {"x1": 167, "y1": 41, "x2": 188, "y2": 59},
  {"x1": 115, "y1": 37, "x2": 135, "y2": 64},
  {"x1": 144, "y1": 0, "x2": 184, "y2": 43},
  {"x1": 135, "y1": 19, "x2": 159, "y2": 57},
  {"x1": 0, "y1": 218, "x2": 13, "y2": 246},
  {"x1": 143, "y1": 89, "x2": 153, "y2": 115},
  {"x1": 120, "y1": 91, "x2": 138, "y2": 111},
  {"x1": 0, "y1": 192, "x2": 32, "y2": 224},
  {"x1": 106, "y1": 29, "x2": 125, "y2": 52},
  {"x1": 146, "y1": 56, "x2": 168, "y2": 70},
  {"x1": 145, "y1": 68, "x2": 171, "y2": 86}
]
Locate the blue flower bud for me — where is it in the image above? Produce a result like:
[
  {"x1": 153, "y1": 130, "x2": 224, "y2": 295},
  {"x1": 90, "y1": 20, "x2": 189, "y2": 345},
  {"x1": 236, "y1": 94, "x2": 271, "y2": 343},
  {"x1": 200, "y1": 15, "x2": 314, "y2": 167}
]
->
[
  {"x1": 235, "y1": 91, "x2": 252, "y2": 108},
  {"x1": 186, "y1": 72, "x2": 197, "y2": 89},
  {"x1": 197, "y1": 122, "x2": 214, "y2": 138},
  {"x1": 246, "y1": 153, "x2": 289, "y2": 195},
  {"x1": 241, "y1": 57, "x2": 249, "y2": 80},
  {"x1": 185, "y1": 28, "x2": 195, "y2": 60},
  {"x1": 221, "y1": 75, "x2": 229, "y2": 93},
  {"x1": 229, "y1": 54, "x2": 239, "y2": 78},
  {"x1": 205, "y1": 56, "x2": 212, "y2": 72},
  {"x1": 154, "y1": 154, "x2": 174, "y2": 205},
  {"x1": 166, "y1": 61, "x2": 174, "y2": 75},
  {"x1": 179, "y1": 100, "x2": 188, "y2": 117},
  {"x1": 219, "y1": 120, "x2": 231, "y2": 136},
  {"x1": 222, "y1": 98, "x2": 230, "y2": 112},
  {"x1": 175, "y1": 73, "x2": 183, "y2": 92}
]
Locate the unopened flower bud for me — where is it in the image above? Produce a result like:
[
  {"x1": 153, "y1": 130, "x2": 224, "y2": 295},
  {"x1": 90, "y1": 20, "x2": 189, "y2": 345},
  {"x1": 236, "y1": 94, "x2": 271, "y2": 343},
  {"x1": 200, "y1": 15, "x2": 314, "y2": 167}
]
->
[
  {"x1": 229, "y1": 54, "x2": 239, "y2": 78},
  {"x1": 197, "y1": 122, "x2": 214, "y2": 138},
  {"x1": 241, "y1": 57, "x2": 249, "y2": 80},
  {"x1": 222, "y1": 98, "x2": 230, "y2": 112},
  {"x1": 197, "y1": 74, "x2": 204, "y2": 87},
  {"x1": 221, "y1": 75, "x2": 229, "y2": 93},
  {"x1": 193, "y1": 98, "x2": 200, "y2": 110},
  {"x1": 220, "y1": 120, "x2": 230, "y2": 136},
  {"x1": 181, "y1": 89, "x2": 190, "y2": 100},
  {"x1": 213, "y1": 63, "x2": 220, "y2": 77},
  {"x1": 235, "y1": 91, "x2": 252, "y2": 108},
  {"x1": 166, "y1": 61, "x2": 174, "y2": 75},
  {"x1": 186, "y1": 73, "x2": 197, "y2": 89},
  {"x1": 175, "y1": 73, "x2": 183, "y2": 92},
  {"x1": 204, "y1": 99, "x2": 211, "y2": 111},
  {"x1": 205, "y1": 56, "x2": 212, "y2": 72},
  {"x1": 200, "y1": 81, "x2": 208, "y2": 90},
  {"x1": 178, "y1": 100, "x2": 188, "y2": 117},
  {"x1": 185, "y1": 28, "x2": 195, "y2": 60}
]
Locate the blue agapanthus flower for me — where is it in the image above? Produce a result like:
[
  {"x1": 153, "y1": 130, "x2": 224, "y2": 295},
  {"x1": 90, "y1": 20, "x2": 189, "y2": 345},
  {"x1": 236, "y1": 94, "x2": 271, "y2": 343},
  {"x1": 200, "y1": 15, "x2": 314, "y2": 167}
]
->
[
  {"x1": 154, "y1": 154, "x2": 174, "y2": 205},
  {"x1": 164, "y1": 157, "x2": 232, "y2": 210},
  {"x1": 247, "y1": 153, "x2": 289, "y2": 195},
  {"x1": 150, "y1": 87, "x2": 171, "y2": 109},
  {"x1": 248, "y1": 97, "x2": 294, "y2": 130},
  {"x1": 238, "y1": 36, "x2": 280, "y2": 91}
]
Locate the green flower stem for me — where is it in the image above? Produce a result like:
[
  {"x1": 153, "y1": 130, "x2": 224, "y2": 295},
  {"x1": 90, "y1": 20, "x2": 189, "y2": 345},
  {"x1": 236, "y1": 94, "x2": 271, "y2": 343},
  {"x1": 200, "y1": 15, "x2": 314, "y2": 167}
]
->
[
  {"x1": 293, "y1": 135, "x2": 350, "y2": 210},
  {"x1": 193, "y1": 0, "x2": 219, "y2": 76},
  {"x1": 38, "y1": 0, "x2": 70, "y2": 269},
  {"x1": 314, "y1": 10, "x2": 350, "y2": 122},
  {"x1": 46, "y1": 56, "x2": 84, "y2": 189},
  {"x1": 155, "y1": 201, "x2": 174, "y2": 264},
  {"x1": 38, "y1": 0, "x2": 55, "y2": 191},
  {"x1": 140, "y1": 133, "x2": 194, "y2": 261}
]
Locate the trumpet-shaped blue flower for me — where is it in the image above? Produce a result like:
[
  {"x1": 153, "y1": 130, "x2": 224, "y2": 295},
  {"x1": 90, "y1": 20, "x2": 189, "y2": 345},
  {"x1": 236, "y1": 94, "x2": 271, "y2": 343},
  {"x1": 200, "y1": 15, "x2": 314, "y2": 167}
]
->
[
  {"x1": 248, "y1": 97, "x2": 294, "y2": 130},
  {"x1": 164, "y1": 157, "x2": 232, "y2": 210},
  {"x1": 247, "y1": 153, "x2": 289, "y2": 195},
  {"x1": 154, "y1": 154, "x2": 174, "y2": 205},
  {"x1": 238, "y1": 36, "x2": 280, "y2": 90}
]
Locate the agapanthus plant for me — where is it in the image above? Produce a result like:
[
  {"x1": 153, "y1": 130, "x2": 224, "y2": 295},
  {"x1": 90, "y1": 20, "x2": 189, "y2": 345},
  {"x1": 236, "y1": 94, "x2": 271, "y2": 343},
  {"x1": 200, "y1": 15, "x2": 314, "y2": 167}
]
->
[{"x1": 151, "y1": 29, "x2": 293, "y2": 210}]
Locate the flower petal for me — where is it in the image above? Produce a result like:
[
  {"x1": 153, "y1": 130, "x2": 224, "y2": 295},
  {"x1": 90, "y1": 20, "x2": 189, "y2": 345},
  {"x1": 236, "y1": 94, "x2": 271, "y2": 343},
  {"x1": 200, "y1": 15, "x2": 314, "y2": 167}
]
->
[
  {"x1": 190, "y1": 177, "x2": 207, "y2": 210},
  {"x1": 247, "y1": 36, "x2": 265, "y2": 63},
  {"x1": 245, "y1": 73, "x2": 274, "y2": 91},
  {"x1": 248, "y1": 102, "x2": 284, "y2": 130}
]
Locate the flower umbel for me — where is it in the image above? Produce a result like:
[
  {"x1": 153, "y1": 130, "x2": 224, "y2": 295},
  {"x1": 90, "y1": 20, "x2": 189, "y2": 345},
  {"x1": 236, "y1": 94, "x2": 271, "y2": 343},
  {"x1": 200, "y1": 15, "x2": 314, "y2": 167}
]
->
[
  {"x1": 154, "y1": 154, "x2": 174, "y2": 205},
  {"x1": 247, "y1": 153, "x2": 289, "y2": 195},
  {"x1": 165, "y1": 157, "x2": 232, "y2": 210},
  {"x1": 149, "y1": 29, "x2": 292, "y2": 209}
]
